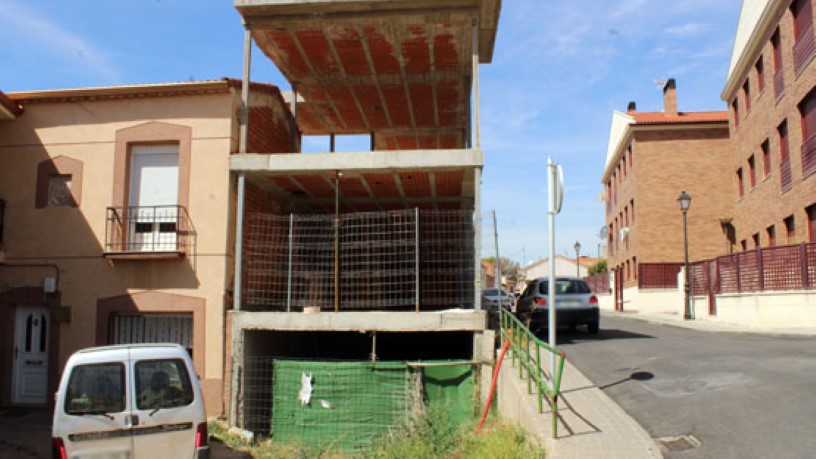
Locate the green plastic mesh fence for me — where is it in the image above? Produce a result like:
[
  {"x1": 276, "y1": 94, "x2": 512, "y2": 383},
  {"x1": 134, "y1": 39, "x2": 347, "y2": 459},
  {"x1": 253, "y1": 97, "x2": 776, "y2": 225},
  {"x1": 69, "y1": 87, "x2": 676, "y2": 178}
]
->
[{"x1": 269, "y1": 359, "x2": 475, "y2": 452}]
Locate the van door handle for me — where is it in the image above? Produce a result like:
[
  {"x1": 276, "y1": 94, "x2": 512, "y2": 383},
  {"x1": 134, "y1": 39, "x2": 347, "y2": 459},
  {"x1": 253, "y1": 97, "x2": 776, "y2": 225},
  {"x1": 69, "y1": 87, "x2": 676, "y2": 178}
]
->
[{"x1": 127, "y1": 415, "x2": 139, "y2": 427}]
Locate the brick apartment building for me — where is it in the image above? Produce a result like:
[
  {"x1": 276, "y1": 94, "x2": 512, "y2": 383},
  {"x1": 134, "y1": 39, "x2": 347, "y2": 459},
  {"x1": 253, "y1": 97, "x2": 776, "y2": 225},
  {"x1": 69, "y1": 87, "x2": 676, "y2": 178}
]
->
[
  {"x1": 723, "y1": 0, "x2": 816, "y2": 247},
  {"x1": 601, "y1": 80, "x2": 731, "y2": 312}
]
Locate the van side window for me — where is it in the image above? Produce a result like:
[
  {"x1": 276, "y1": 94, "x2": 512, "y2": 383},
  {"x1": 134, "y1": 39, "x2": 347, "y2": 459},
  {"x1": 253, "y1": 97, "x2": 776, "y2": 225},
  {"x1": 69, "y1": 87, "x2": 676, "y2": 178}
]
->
[
  {"x1": 65, "y1": 363, "x2": 126, "y2": 414},
  {"x1": 135, "y1": 359, "x2": 194, "y2": 410}
]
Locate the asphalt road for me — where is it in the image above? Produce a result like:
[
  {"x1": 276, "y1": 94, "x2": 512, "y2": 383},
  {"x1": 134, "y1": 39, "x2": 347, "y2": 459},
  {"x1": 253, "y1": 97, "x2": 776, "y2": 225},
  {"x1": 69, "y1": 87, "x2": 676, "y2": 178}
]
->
[{"x1": 553, "y1": 315, "x2": 816, "y2": 459}]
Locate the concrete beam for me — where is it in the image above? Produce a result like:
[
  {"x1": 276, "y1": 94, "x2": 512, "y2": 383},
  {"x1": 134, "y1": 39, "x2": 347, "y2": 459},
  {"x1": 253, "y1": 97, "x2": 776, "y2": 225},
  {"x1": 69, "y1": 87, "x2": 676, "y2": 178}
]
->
[
  {"x1": 230, "y1": 148, "x2": 484, "y2": 173},
  {"x1": 231, "y1": 310, "x2": 486, "y2": 332}
]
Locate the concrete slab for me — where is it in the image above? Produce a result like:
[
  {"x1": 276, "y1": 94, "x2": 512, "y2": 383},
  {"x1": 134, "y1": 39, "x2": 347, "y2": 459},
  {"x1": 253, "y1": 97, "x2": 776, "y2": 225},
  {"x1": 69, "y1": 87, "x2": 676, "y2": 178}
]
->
[
  {"x1": 231, "y1": 309, "x2": 487, "y2": 332},
  {"x1": 230, "y1": 149, "x2": 483, "y2": 173}
]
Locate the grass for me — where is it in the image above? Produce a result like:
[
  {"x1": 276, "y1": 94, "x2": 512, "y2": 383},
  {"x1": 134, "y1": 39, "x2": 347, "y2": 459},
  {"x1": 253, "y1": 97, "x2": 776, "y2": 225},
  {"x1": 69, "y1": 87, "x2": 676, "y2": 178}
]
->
[{"x1": 209, "y1": 409, "x2": 543, "y2": 459}]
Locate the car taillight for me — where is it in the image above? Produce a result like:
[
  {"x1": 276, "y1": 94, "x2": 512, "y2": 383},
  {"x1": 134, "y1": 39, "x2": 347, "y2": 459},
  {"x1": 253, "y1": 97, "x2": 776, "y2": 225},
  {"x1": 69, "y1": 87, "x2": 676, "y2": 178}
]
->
[
  {"x1": 589, "y1": 296, "x2": 598, "y2": 304},
  {"x1": 52, "y1": 437, "x2": 67, "y2": 459},
  {"x1": 195, "y1": 422, "x2": 208, "y2": 448},
  {"x1": 535, "y1": 298, "x2": 547, "y2": 305}
]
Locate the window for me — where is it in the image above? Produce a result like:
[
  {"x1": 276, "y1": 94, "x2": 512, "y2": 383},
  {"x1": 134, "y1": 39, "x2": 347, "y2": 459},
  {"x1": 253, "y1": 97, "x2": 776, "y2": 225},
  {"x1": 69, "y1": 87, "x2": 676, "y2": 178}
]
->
[
  {"x1": 773, "y1": 29, "x2": 784, "y2": 97},
  {"x1": 628, "y1": 145, "x2": 633, "y2": 168},
  {"x1": 630, "y1": 200, "x2": 635, "y2": 222},
  {"x1": 779, "y1": 120, "x2": 792, "y2": 191},
  {"x1": 622, "y1": 156, "x2": 627, "y2": 177},
  {"x1": 732, "y1": 99, "x2": 739, "y2": 128},
  {"x1": 756, "y1": 56, "x2": 765, "y2": 92},
  {"x1": 48, "y1": 174, "x2": 73, "y2": 207},
  {"x1": 737, "y1": 168, "x2": 744, "y2": 197},
  {"x1": 799, "y1": 89, "x2": 816, "y2": 176},
  {"x1": 35, "y1": 156, "x2": 83, "y2": 209},
  {"x1": 762, "y1": 139, "x2": 771, "y2": 177},
  {"x1": 633, "y1": 257, "x2": 637, "y2": 280},
  {"x1": 748, "y1": 155, "x2": 756, "y2": 187},
  {"x1": 785, "y1": 215, "x2": 796, "y2": 243},
  {"x1": 65, "y1": 363, "x2": 126, "y2": 415},
  {"x1": 752, "y1": 233, "x2": 760, "y2": 248},
  {"x1": 741, "y1": 239, "x2": 747, "y2": 251},
  {"x1": 808, "y1": 204, "x2": 816, "y2": 242},
  {"x1": 135, "y1": 359, "x2": 194, "y2": 411},
  {"x1": 626, "y1": 260, "x2": 630, "y2": 280},
  {"x1": 625, "y1": 206, "x2": 629, "y2": 227},
  {"x1": 743, "y1": 80, "x2": 751, "y2": 111},
  {"x1": 767, "y1": 225, "x2": 776, "y2": 247},
  {"x1": 791, "y1": 0, "x2": 815, "y2": 73}
]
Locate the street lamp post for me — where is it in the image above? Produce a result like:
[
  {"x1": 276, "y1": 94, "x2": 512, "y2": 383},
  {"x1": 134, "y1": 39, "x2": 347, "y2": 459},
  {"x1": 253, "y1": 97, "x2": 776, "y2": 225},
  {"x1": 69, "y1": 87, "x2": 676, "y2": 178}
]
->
[
  {"x1": 677, "y1": 191, "x2": 692, "y2": 320},
  {"x1": 574, "y1": 241, "x2": 581, "y2": 277}
]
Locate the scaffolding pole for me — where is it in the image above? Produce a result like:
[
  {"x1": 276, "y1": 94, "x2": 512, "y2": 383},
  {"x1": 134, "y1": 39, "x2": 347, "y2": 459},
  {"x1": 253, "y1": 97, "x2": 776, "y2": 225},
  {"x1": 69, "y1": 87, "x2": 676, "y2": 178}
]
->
[
  {"x1": 287, "y1": 213, "x2": 294, "y2": 312},
  {"x1": 415, "y1": 207, "x2": 420, "y2": 312}
]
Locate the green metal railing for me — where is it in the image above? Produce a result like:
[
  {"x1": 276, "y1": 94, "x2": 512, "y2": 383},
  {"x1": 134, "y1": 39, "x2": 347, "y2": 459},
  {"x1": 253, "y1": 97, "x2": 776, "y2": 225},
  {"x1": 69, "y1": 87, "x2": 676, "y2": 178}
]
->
[{"x1": 499, "y1": 308, "x2": 566, "y2": 438}]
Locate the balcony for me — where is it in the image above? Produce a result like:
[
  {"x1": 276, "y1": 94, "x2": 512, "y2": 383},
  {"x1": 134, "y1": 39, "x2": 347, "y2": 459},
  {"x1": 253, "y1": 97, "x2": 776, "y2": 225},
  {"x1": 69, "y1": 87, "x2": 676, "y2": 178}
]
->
[
  {"x1": 794, "y1": 24, "x2": 816, "y2": 75},
  {"x1": 780, "y1": 157, "x2": 792, "y2": 193},
  {"x1": 104, "y1": 205, "x2": 196, "y2": 259},
  {"x1": 803, "y1": 134, "x2": 816, "y2": 178}
]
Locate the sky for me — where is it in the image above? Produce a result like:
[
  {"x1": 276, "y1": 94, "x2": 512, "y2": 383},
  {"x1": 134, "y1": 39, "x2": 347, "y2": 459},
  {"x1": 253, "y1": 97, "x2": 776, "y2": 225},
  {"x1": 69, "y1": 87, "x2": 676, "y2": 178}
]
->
[{"x1": 0, "y1": 0, "x2": 742, "y2": 266}]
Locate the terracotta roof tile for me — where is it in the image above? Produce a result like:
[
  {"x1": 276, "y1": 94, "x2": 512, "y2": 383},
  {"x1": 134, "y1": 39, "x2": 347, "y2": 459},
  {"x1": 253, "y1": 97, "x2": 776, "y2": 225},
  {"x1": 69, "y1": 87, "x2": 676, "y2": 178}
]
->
[{"x1": 631, "y1": 110, "x2": 728, "y2": 125}]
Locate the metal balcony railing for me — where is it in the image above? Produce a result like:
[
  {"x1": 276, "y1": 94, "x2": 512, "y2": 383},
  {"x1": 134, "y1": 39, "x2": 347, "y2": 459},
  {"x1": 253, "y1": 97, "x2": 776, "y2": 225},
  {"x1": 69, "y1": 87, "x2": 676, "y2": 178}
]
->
[
  {"x1": 105, "y1": 205, "x2": 196, "y2": 256},
  {"x1": 802, "y1": 134, "x2": 816, "y2": 178},
  {"x1": 794, "y1": 24, "x2": 816, "y2": 75}
]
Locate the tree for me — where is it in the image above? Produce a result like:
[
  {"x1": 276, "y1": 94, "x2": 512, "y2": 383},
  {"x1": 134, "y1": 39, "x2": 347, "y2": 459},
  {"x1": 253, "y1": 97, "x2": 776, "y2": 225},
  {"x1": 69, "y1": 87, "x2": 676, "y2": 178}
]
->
[
  {"x1": 482, "y1": 257, "x2": 521, "y2": 280},
  {"x1": 588, "y1": 259, "x2": 608, "y2": 276}
]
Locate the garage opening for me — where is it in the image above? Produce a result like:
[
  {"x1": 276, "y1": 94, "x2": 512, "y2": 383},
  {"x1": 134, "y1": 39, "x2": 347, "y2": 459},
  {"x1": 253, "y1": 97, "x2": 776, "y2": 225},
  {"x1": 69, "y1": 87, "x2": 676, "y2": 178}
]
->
[{"x1": 235, "y1": 330, "x2": 478, "y2": 451}]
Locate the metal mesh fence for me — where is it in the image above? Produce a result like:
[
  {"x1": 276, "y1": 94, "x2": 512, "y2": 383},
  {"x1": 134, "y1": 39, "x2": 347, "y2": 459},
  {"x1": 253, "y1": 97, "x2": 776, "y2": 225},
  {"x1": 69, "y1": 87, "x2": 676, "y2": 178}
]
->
[
  {"x1": 243, "y1": 209, "x2": 474, "y2": 311},
  {"x1": 234, "y1": 356, "x2": 476, "y2": 452}
]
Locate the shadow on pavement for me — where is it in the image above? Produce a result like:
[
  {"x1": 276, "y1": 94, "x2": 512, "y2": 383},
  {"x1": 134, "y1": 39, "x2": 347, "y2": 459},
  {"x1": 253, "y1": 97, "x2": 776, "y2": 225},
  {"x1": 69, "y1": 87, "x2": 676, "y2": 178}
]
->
[{"x1": 531, "y1": 327, "x2": 655, "y2": 344}]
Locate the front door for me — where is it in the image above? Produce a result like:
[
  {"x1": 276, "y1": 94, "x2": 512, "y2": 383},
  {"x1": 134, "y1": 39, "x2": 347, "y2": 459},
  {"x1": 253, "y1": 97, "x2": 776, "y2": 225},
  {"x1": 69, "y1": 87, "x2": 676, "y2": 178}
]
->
[
  {"x1": 128, "y1": 145, "x2": 179, "y2": 251},
  {"x1": 12, "y1": 305, "x2": 49, "y2": 404}
]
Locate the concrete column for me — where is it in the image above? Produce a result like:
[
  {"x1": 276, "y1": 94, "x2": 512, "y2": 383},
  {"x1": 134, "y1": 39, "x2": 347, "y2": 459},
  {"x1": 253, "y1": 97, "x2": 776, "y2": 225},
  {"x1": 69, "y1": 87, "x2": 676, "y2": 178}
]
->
[
  {"x1": 474, "y1": 167, "x2": 482, "y2": 310},
  {"x1": 240, "y1": 24, "x2": 252, "y2": 154}
]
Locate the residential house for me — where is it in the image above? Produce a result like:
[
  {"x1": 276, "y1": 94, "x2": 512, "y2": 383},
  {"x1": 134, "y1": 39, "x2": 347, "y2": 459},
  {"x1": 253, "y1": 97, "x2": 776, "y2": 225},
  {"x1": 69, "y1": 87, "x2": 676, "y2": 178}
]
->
[
  {"x1": 0, "y1": 79, "x2": 293, "y2": 413},
  {"x1": 601, "y1": 80, "x2": 732, "y2": 313},
  {"x1": 723, "y1": 0, "x2": 816, "y2": 248}
]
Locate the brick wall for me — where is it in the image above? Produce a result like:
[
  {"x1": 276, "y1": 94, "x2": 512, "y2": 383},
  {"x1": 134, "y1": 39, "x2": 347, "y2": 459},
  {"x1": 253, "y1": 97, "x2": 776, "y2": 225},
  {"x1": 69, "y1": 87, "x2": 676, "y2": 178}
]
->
[
  {"x1": 606, "y1": 125, "x2": 732, "y2": 287},
  {"x1": 726, "y1": 3, "x2": 816, "y2": 248}
]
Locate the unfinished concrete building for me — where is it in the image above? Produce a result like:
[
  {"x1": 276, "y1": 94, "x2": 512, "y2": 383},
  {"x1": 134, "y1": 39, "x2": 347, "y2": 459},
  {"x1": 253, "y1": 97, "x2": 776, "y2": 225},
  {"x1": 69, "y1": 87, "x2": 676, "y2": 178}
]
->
[{"x1": 227, "y1": 0, "x2": 502, "y2": 448}]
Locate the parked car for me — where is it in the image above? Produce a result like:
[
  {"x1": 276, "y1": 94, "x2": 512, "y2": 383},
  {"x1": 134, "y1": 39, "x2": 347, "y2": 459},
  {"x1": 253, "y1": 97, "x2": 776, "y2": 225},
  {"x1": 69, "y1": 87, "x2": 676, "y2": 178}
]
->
[
  {"x1": 515, "y1": 277, "x2": 599, "y2": 334},
  {"x1": 481, "y1": 288, "x2": 513, "y2": 311},
  {"x1": 52, "y1": 343, "x2": 209, "y2": 459}
]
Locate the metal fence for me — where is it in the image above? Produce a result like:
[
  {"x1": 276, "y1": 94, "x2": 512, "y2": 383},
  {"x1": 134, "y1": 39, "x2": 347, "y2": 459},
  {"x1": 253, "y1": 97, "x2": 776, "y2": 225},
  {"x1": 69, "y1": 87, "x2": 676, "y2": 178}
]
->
[
  {"x1": 242, "y1": 209, "x2": 475, "y2": 311},
  {"x1": 691, "y1": 243, "x2": 815, "y2": 295},
  {"x1": 105, "y1": 205, "x2": 196, "y2": 254},
  {"x1": 584, "y1": 272, "x2": 610, "y2": 293},
  {"x1": 638, "y1": 263, "x2": 683, "y2": 289}
]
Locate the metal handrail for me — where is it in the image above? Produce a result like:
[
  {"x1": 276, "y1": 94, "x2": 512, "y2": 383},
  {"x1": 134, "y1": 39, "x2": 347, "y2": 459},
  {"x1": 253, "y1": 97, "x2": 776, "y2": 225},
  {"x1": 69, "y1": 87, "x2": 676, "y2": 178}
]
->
[
  {"x1": 105, "y1": 205, "x2": 196, "y2": 254},
  {"x1": 499, "y1": 308, "x2": 566, "y2": 438}
]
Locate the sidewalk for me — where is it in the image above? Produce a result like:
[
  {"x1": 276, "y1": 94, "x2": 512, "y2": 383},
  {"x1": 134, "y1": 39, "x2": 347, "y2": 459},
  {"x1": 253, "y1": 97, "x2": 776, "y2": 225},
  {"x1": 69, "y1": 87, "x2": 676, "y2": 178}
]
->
[{"x1": 609, "y1": 310, "x2": 816, "y2": 337}]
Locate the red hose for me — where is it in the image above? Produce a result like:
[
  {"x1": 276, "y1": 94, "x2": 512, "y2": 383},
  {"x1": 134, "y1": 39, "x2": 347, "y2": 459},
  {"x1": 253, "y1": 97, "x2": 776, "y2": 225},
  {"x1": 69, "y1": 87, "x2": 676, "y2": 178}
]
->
[{"x1": 477, "y1": 331, "x2": 512, "y2": 433}]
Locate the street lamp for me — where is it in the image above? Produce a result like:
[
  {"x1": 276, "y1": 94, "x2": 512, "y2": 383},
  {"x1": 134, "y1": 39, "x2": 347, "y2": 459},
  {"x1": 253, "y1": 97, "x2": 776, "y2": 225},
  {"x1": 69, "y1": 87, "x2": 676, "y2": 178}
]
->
[
  {"x1": 574, "y1": 241, "x2": 581, "y2": 277},
  {"x1": 677, "y1": 191, "x2": 692, "y2": 320}
]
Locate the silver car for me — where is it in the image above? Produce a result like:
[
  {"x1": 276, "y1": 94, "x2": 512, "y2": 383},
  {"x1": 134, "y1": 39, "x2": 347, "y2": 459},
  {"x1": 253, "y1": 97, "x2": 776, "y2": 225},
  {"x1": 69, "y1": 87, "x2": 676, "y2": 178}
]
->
[
  {"x1": 481, "y1": 288, "x2": 513, "y2": 311},
  {"x1": 515, "y1": 276, "x2": 600, "y2": 334}
]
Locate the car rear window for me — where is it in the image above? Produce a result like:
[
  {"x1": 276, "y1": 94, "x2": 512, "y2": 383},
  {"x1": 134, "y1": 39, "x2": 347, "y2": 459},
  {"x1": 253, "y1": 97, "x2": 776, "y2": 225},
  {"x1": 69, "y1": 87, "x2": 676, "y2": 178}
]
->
[
  {"x1": 537, "y1": 280, "x2": 591, "y2": 295},
  {"x1": 65, "y1": 362, "x2": 126, "y2": 414},
  {"x1": 135, "y1": 359, "x2": 194, "y2": 410}
]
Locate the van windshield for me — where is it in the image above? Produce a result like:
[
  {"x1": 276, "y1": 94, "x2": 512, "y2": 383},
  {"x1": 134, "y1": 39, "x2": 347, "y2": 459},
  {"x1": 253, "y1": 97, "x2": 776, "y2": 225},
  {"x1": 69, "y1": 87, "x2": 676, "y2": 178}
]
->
[
  {"x1": 65, "y1": 362, "x2": 126, "y2": 415},
  {"x1": 135, "y1": 359, "x2": 194, "y2": 411}
]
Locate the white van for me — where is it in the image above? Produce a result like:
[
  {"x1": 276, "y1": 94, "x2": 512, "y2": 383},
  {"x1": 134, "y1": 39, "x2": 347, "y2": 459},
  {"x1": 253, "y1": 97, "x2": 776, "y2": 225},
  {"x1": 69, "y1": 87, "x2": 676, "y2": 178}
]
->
[{"x1": 52, "y1": 344, "x2": 209, "y2": 459}]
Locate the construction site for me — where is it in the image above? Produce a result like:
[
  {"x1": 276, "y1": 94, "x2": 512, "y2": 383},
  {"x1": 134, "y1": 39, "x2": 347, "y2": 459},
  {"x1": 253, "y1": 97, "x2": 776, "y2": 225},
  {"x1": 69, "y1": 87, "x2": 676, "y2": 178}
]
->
[{"x1": 226, "y1": 0, "x2": 502, "y2": 450}]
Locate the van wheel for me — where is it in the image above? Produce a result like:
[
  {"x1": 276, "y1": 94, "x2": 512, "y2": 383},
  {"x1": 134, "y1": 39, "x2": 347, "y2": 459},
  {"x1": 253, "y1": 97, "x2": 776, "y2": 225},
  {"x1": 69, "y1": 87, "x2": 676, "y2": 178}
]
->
[{"x1": 587, "y1": 322, "x2": 600, "y2": 335}]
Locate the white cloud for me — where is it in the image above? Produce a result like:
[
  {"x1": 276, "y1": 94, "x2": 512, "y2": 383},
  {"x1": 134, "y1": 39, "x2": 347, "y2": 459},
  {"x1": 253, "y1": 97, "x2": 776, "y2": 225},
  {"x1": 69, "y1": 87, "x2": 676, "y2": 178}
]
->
[
  {"x1": 0, "y1": 0, "x2": 119, "y2": 84},
  {"x1": 664, "y1": 22, "x2": 711, "y2": 37}
]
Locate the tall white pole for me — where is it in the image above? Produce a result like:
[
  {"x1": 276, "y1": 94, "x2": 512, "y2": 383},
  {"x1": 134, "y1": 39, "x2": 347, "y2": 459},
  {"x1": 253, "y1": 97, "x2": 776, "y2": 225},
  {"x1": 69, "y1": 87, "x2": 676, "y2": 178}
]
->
[
  {"x1": 493, "y1": 210, "x2": 501, "y2": 290},
  {"x1": 547, "y1": 157, "x2": 557, "y2": 377}
]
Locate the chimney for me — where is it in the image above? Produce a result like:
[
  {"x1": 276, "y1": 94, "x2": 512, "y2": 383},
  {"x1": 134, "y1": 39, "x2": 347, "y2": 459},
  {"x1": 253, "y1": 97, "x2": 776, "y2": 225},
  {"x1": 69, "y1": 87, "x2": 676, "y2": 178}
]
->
[
  {"x1": 663, "y1": 78, "x2": 677, "y2": 116},
  {"x1": 627, "y1": 101, "x2": 637, "y2": 113}
]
